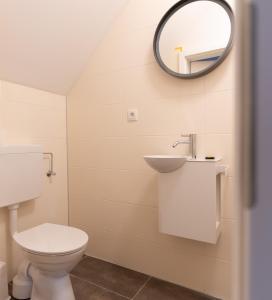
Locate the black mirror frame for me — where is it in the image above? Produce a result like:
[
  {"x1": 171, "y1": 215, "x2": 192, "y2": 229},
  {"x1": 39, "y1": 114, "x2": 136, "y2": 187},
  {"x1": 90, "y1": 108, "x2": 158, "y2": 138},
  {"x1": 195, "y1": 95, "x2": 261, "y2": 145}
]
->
[{"x1": 153, "y1": 0, "x2": 235, "y2": 79}]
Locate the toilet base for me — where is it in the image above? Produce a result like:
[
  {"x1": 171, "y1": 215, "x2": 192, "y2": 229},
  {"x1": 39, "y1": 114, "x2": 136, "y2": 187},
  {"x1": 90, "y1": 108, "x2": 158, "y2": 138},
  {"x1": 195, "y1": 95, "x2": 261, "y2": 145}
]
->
[
  {"x1": 13, "y1": 262, "x2": 75, "y2": 300},
  {"x1": 29, "y1": 266, "x2": 75, "y2": 300}
]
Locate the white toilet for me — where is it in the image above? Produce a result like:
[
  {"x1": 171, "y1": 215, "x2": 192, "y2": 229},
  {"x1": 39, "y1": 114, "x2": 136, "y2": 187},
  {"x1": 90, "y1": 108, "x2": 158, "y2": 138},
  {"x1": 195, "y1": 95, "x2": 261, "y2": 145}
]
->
[
  {"x1": 12, "y1": 223, "x2": 88, "y2": 300},
  {"x1": 0, "y1": 145, "x2": 89, "y2": 300}
]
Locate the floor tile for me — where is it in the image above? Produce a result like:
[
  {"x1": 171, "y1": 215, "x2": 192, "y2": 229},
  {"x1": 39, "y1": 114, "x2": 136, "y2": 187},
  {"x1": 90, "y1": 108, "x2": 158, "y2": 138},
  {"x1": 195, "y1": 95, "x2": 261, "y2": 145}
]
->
[
  {"x1": 71, "y1": 276, "x2": 127, "y2": 300},
  {"x1": 133, "y1": 278, "x2": 217, "y2": 300},
  {"x1": 71, "y1": 257, "x2": 149, "y2": 298}
]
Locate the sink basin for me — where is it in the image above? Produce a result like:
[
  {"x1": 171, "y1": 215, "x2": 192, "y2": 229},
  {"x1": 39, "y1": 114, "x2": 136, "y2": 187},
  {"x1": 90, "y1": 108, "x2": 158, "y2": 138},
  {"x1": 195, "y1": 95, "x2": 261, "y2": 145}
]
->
[{"x1": 144, "y1": 155, "x2": 187, "y2": 173}]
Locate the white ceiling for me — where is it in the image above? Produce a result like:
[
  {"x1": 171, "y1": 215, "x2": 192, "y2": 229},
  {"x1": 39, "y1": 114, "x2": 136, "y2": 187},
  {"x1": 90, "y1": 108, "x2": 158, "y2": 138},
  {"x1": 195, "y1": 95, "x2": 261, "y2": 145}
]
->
[{"x1": 0, "y1": 0, "x2": 128, "y2": 95}]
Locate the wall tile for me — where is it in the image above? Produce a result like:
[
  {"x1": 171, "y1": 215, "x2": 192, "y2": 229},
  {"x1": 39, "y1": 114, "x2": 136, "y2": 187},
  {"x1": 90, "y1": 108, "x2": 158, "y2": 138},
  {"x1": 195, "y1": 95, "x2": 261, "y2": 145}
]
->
[
  {"x1": 98, "y1": 169, "x2": 158, "y2": 207},
  {"x1": 204, "y1": 90, "x2": 235, "y2": 134},
  {"x1": 114, "y1": 0, "x2": 179, "y2": 31},
  {"x1": 204, "y1": 52, "x2": 237, "y2": 93},
  {"x1": 120, "y1": 64, "x2": 205, "y2": 102},
  {"x1": 2, "y1": 81, "x2": 65, "y2": 108},
  {"x1": 222, "y1": 177, "x2": 236, "y2": 220},
  {"x1": 5, "y1": 101, "x2": 66, "y2": 140},
  {"x1": 202, "y1": 219, "x2": 236, "y2": 261},
  {"x1": 125, "y1": 95, "x2": 205, "y2": 136},
  {"x1": 200, "y1": 133, "x2": 234, "y2": 176},
  {"x1": 90, "y1": 27, "x2": 156, "y2": 73},
  {"x1": 202, "y1": 258, "x2": 231, "y2": 299},
  {"x1": 68, "y1": 137, "x2": 102, "y2": 169}
]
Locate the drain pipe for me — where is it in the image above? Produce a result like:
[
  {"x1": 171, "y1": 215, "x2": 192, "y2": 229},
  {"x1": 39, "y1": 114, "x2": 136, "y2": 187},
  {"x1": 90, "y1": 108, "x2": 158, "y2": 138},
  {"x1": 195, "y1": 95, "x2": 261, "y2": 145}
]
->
[
  {"x1": 8, "y1": 204, "x2": 19, "y2": 236},
  {"x1": 7, "y1": 204, "x2": 33, "y2": 299},
  {"x1": 12, "y1": 261, "x2": 33, "y2": 300}
]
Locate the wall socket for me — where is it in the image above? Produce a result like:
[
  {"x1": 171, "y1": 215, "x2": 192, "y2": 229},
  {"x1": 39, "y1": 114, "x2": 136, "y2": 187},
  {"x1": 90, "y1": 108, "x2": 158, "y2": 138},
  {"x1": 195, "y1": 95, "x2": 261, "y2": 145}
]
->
[{"x1": 127, "y1": 109, "x2": 138, "y2": 121}]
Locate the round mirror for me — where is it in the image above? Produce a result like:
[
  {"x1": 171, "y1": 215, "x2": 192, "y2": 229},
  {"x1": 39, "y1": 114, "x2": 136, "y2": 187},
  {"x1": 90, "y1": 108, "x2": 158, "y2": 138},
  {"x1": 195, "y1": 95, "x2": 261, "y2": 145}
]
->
[{"x1": 154, "y1": 0, "x2": 234, "y2": 79}]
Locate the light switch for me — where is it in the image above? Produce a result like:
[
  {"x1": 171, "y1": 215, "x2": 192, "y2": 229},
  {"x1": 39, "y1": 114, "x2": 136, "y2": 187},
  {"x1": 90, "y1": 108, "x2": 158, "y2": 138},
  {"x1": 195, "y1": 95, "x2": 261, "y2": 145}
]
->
[{"x1": 127, "y1": 109, "x2": 138, "y2": 121}]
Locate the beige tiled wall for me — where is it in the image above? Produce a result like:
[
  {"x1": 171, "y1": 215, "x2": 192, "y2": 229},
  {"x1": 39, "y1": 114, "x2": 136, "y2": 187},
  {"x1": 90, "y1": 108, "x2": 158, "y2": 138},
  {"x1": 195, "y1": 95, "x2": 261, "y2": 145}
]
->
[
  {"x1": 0, "y1": 81, "x2": 68, "y2": 277},
  {"x1": 67, "y1": 0, "x2": 236, "y2": 298}
]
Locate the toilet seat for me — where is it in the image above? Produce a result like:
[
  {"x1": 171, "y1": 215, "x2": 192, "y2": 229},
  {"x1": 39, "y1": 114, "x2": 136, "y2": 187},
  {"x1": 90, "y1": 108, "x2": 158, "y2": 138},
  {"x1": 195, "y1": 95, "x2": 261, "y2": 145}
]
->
[{"x1": 14, "y1": 223, "x2": 88, "y2": 256}]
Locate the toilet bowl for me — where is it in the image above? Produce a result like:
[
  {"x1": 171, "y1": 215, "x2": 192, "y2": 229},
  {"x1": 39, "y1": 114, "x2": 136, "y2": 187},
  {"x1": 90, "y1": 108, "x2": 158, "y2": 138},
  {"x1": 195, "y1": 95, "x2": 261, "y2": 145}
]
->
[{"x1": 12, "y1": 223, "x2": 88, "y2": 300}]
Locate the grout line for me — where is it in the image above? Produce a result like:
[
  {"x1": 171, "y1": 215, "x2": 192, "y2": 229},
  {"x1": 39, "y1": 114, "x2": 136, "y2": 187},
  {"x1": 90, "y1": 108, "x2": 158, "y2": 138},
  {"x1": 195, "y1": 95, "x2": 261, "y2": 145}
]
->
[
  {"x1": 65, "y1": 96, "x2": 71, "y2": 227},
  {"x1": 81, "y1": 255, "x2": 89, "y2": 261},
  {"x1": 71, "y1": 274, "x2": 130, "y2": 299},
  {"x1": 131, "y1": 276, "x2": 152, "y2": 300},
  {"x1": 90, "y1": 61, "x2": 155, "y2": 75}
]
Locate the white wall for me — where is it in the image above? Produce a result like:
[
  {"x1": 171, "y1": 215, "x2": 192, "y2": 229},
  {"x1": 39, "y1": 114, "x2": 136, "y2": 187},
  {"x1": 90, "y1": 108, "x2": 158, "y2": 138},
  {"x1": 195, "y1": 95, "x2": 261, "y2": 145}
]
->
[
  {"x1": 67, "y1": 0, "x2": 237, "y2": 298},
  {"x1": 0, "y1": 81, "x2": 68, "y2": 277}
]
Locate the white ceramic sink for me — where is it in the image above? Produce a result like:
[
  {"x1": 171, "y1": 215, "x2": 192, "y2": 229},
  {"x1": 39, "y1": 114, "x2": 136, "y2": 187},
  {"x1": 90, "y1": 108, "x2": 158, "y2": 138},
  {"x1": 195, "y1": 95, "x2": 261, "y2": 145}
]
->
[{"x1": 144, "y1": 155, "x2": 187, "y2": 173}]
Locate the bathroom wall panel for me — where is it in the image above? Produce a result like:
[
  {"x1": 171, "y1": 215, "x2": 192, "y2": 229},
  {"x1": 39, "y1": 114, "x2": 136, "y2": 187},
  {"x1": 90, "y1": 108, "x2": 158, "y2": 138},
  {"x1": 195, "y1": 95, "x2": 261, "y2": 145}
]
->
[
  {"x1": 204, "y1": 52, "x2": 236, "y2": 93},
  {"x1": 89, "y1": 27, "x2": 156, "y2": 73},
  {"x1": 67, "y1": 0, "x2": 236, "y2": 298},
  {"x1": 204, "y1": 90, "x2": 235, "y2": 134},
  {"x1": 222, "y1": 177, "x2": 236, "y2": 220},
  {"x1": 202, "y1": 134, "x2": 234, "y2": 176}
]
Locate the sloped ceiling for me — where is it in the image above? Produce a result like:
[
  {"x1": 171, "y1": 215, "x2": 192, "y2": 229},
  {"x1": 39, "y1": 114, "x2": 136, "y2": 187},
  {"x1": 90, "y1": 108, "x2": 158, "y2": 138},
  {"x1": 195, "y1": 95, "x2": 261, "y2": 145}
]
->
[{"x1": 0, "y1": 0, "x2": 128, "y2": 95}]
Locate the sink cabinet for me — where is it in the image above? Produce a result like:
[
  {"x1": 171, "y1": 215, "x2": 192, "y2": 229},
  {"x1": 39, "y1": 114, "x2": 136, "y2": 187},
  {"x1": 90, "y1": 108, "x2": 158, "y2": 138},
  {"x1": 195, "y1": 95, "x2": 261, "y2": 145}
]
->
[{"x1": 158, "y1": 160, "x2": 225, "y2": 244}]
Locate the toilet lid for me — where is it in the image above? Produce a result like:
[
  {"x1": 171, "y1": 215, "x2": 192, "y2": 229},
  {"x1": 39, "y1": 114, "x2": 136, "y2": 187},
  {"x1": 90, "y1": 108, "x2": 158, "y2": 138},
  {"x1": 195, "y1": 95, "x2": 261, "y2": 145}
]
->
[{"x1": 14, "y1": 223, "x2": 88, "y2": 255}]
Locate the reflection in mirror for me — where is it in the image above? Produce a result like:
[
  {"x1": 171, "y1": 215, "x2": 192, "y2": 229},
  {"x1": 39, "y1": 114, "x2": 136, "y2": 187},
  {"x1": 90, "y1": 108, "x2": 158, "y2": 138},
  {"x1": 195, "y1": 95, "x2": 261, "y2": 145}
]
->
[{"x1": 154, "y1": 0, "x2": 234, "y2": 78}]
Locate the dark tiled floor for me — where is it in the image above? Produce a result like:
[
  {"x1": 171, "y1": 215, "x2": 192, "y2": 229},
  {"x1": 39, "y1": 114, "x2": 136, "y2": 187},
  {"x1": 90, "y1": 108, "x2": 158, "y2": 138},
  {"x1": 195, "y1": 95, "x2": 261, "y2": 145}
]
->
[
  {"x1": 71, "y1": 256, "x2": 220, "y2": 300},
  {"x1": 71, "y1": 256, "x2": 148, "y2": 298},
  {"x1": 9, "y1": 256, "x2": 219, "y2": 300},
  {"x1": 71, "y1": 276, "x2": 127, "y2": 300}
]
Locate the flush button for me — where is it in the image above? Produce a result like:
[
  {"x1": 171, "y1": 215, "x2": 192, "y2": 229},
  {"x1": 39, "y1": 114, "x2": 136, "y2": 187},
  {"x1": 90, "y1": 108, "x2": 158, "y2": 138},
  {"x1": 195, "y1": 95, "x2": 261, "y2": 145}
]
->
[{"x1": 127, "y1": 109, "x2": 138, "y2": 121}]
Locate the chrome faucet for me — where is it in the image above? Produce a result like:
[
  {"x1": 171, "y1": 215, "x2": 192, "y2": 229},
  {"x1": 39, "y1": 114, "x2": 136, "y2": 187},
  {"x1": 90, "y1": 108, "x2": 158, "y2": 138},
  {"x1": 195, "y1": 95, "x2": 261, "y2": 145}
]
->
[{"x1": 172, "y1": 133, "x2": 197, "y2": 159}]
